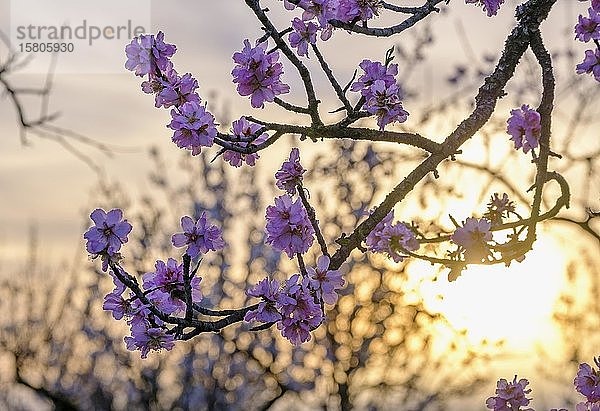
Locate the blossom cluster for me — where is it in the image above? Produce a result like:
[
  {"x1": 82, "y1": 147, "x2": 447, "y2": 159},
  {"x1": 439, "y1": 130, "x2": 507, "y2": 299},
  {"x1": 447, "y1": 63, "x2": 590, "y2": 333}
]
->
[
  {"x1": 451, "y1": 217, "x2": 493, "y2": 263},
  {"x1": 275, "y1": 147, "x2": 306, "y2": 194},
  {"x1": 575, "y1": 2, "x2": 600, "y2": 82},
  {"x1": 282, "y1": 0, "x2": 503, "y2": 46},
  {"x1": 446, "y1": 193, "x2": 527, "y2": 273},
  {"x1": 255, "y1": 149, "x2": 345, "y2": 344},
  {"x1": 143, "y1": 258, "x2": 202, "y2": 314},
  {"x1": 171, "y1": 213, "x2": 225, "y2": 258},
  {"x1": 84, "y1": 208, "x2": 132, "y2": 257},
  {"x1": 222, "y1": 117, "x2": 269, "y2": 167},
  {"x1": 125, "y1": 31, "x2": 217, "y2": 155},
  {"x1": 486, "y1": 358, "x2": 600, "y2": 411},
  {"x1": 279, "y1": 1, "x2": 413, "y2": 129},
  {"x1": 266, "y1": 149, "x2": 314, "y2": 258},
  {"x1": 125, "y1": 31, "x2": 175, "y2": 77},
  {"x1": 283, "y1": 0, "x2": 382, "y2": 43},
  {"x1": 107, "y1": 261, "x2": 177, "y2": 359},
  {"x1": 574, "y1": 357, "x2": 600, "y2": 410},
  {"x1": 245, "y1": 256, "x2": 344, "y2": 345},
  {"x1": 365, "y1": 210, "x2": 419, "y2": 262},
  {"x1": 265, "y1": 194, "x2": 315, "y2": 258},
  {"x1": 289, "y1": 18, "x2": 319, "y2": 57},
  {"x1": 351, "y1": 59, "x2": 409, "y2": 130},
  {"x1": 232, "y1": 39, "x2": 290, "y2": 109},
  {"x1": 282, "y1": 0, "x2": 509, "y2": 30},
  {"x1": 465, "y1": 0, "x2": 505, "y2": 17},
  {"x1": 84, "y1": 208, "x2": 225, "y2": 358},
  {"x1": 506, "y1": 105, "x2": 541, "y2": 154},
  {"x1": 127, "y1": 32, "x2": 271, "y2": 166},
  {"x1": 486, "y1": 375, "x2": 533, "y2": 411}
]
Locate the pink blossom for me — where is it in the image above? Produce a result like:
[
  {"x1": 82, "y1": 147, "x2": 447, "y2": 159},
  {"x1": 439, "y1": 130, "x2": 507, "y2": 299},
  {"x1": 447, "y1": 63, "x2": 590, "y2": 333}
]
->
[
  {"x1": 575, "y1": 8, "x2": 600, "y2": 42},
  {"x1": 465, "y1": 0, "x2": 505, "y2": 17},
  {"x1": 171, "y1": 213, "x2": 225, "y2": 258},
  {"x1": 142, "y1": 258, "x2": 202, "y2": 315},
  {"x1": 232, "y1": 40, "x2": 290, "y2": 108},
  {"x1": 124, "y1": 322, "x2": 175, "y2": 359},
  {"x1": 125, "y1": 31, "x2": 176, "y2": 77},
  {"x1": 275, "y1": 148, "x2": 306, "y2": 194},
  {"x1": 486, "y1": 376, "x2": 533, "y2": 411},
  {"x1": 577, "y1": 49, "x2": 600, "y2": 82},
  {"x1": 366, "y1": 211, "x2": 419, "y2": 262},
  {"x1": 84, "y1": 208, "x2": 132, "y2": 256},
  {"x1": 307, "y1": 255, "x2": 345, "y2": 304},
  {"x1": 222, "y1": 117, "x2": 268, "y2": 167},
  {"x1": 506, "y1": 105, "x2": 541, "y2": 153},
  {"x1": 265, "y1": 195, "x2": 315, "y2": 258},
  {"x1": 451, "y1": 217, "x2": 492, "y2": 262},
  {"x1": 244, "y1": 277, "x2": 283, "y2": 323}
]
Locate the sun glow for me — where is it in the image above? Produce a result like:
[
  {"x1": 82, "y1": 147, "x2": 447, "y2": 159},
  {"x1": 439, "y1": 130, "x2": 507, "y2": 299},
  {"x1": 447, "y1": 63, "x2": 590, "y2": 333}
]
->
[{"x1": 419, "y1": 233, "x2": 567, "y2": 349}]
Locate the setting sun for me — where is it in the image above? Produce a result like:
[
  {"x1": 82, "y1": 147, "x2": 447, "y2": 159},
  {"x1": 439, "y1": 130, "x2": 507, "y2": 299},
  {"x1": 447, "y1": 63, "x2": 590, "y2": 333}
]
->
[{"x1": 420, "y1": 232, "x2": 566, "y2": 348}]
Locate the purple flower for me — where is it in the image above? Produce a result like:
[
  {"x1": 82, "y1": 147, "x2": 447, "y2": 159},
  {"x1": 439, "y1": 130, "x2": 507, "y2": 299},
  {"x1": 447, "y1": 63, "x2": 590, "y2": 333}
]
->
[
  {"x1": 298, "y1": 0, "x2": 338, "y2": 40},
  {"x1": 386, "y1": 222, "x2": 420, "y2": 262},
  {"x1": 365, "y1": 210, "x2": 394, "y2": 252},
  {"x1": 575, "y1": 358, "x2": 600, "y2": 403},
  {"x1": 451, "y1": 217, "x2": 492, "y2": 262},
  {"x1": 506, "y1": 104, "x2": 541, "y2": 153},
  {"x1": 222, "y1": 117, "x2": 268, "y2": 167},
  {"x1": 244, "y1": 277, "x2": 283, "y2": 323},
  {"x1": 364, "y1": 80, "x2": 409, "y2": 130},
  {"x1": 594, "y1": 0, "x2": 600, "y2": 12},
  {"x1": 168, "y1": 101, "x2": 217, "y2": 155},
  {"x1": 278, "y1": 317, "x2": 308, "y2": 345},
  {"x1": 577, "y1": 49, "x2": 600, "y2": 82},
  {"x1": 171, "y1": 213, "x2": 225, "y2": 258},
  {"x1": 84, "y1": 208, "x2": 132, "y2": 255},
  {"x1": 486, "y1": 376, "x2": 533, "y2": 411},
  {"x1": 337, "y1": 0, "x2": 382, "y2": 23},
  {"x1": 575, "y1": 8, "x2": 600, "y2": 42},
  {"x1": 265, "y1": 195, "x2": 315, "y2": 258},
  {"x1": 124, "y1": 322, "x2": 175, "y2": 359},
  {"x1": 350, "y1": 60, "x2": 409, "y2": 129},
  {"x1": 365, "y1": 212, "x2": 419, "y2": 262},
  {"x1": 142, "y1": 258, "x2": 202, "y2": 315},
  {"x1": 102, "y1": 280, "x2": 130, "y2": 320},
  {"x1": 351, "y1": 60, "x2": 398, "y2": 98},
  {"x1": 577, "y1": 402, "x2": 600, "y2": 411},
  {"x1": 232, "y1": 40, "x2": 290, "y2": 108},
  {"x1": 465, "y1": 0, "x2": 505, "y2": 17},
  {"x1": 140, "y1": 64, "x2": 176, "y2": 95},
  {"x1": 276, "y1": 274, "x2": 322, "y2": 345},
  {"x1": 247, "y1": 274, "x2": 324, "y2": 345},
  {"x1": 143, "y1": 69, "x2": 201, "y2": 109},
  {"x1": 283, "y1": 0, "x2": 298, "y2": 10},
  {"x1": 125, "y1": 31, "x2": 176, "y2": 77},
  {"x1": 275, "y1": 148, "x2": 306, "y2": 194},
  {"x1": 289, "y1": 18, "x2": 319, "y2": 57},
  {"x1": 307, "y1": 255, "x2": 344, "y2": 304},
  {"x1": 127, "y1": 296, "x2": 154, "y2": 328}
]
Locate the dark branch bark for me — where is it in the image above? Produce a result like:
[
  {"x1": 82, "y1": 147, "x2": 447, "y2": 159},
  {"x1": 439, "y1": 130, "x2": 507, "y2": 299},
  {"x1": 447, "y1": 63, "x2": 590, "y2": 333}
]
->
[{"x1": 328, "y1": 0, "x2": 559, "y2": 270}]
